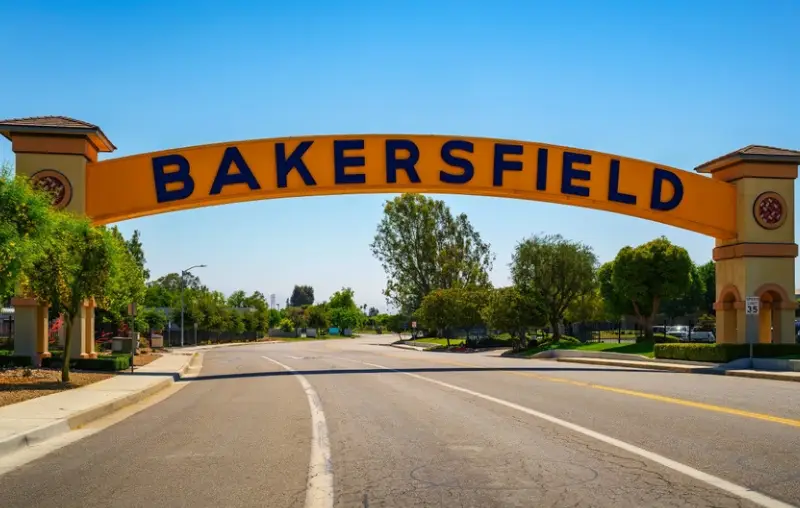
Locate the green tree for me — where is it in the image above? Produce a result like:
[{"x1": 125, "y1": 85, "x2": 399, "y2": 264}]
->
[
  {"x1": 456, "y1": 289, "x2": 488, "y2": 339},
  {"x1": 278, "y1": 317, "x2": 295, "y2": 333},
  {"x1": 306, "y1": 304, "x2": 330, "y2": 333},
  {"x1": 97, "y1": 226, "x2": 147, "y2": 331},
  {"x1": 368, "y1": 306, "x2": 380, "y2": 317},
  {"x1": 385, "y1": 313, "x2": 409, "y2": 337},
  {"x1": 370, "y1": 193, "x2": 494, "y2": 314},
  {"x1": 660, "y1": 262, "x2": 706, "y2": 321},
  {"x1": 227, "y1": 290, "x2": 247, "y2": 308},
  {"x1": 244, "y1": 291, "x2": 267, "y2": 309},
  {"x1": 125, "y1": 230, "x2": 150, "y2": 280},
  {"x1": 611, "y1": 236, "x2": 693, "y2": 341},
  {"x1": 598, "y1": 261, "x2": 633, "y2": 321},
  {"x1": 328, "y1": 287, "x2": 357, "y2": 310},
  {"x1": 0, "y1": 164, "x2": 55, "y2": 302},
  {"x1": 328, "y1": 307, "x2": 361, "y2": 334},
  {"x1": 24, "y1": 216, "x2": 115, "y2": 382},
  {"x1": 226, "y1": 310, "x2": 245, "y2": 335},
  {"x1": 511, "y1": 234, "x2": 597, "y2": 340},
  {"x1": 417, "y1": 289, "x2": 461, "y2": 346},
  {"x1": 267, "y1": 308, "x2": 281, "y2": 328},
  {"x1": 142, "y1": 308, "x2": 167, "y2": 332},
  {"x1": 697, "y1": 260, "x2": 716, "y2": 314},
  {"x1": 481, "y1": 287, "x2": 543, "y2": 351},
  {"x1": 285, "y1": 306, "x2": 308, "y2": 328},
  {"x1": 290, "y1": 285, "x2": 315, "y2": 307}
]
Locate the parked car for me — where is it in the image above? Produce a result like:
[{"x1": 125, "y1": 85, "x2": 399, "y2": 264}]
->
[{"x1": 682, "y1": 328, "x2": 715, "y2": 343}]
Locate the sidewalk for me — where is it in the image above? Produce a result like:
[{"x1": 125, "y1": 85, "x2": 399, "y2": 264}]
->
[
  {"x1": 0, "y1": 352, "x2": 199, "y2": 458},
  {"x1": 553, "y1": 357, "x2": 800, "y2": 382}
]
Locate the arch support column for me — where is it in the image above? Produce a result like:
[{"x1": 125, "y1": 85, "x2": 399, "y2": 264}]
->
[{"x1": 696, "y1": 146, "x2": 800, "y2": 344}]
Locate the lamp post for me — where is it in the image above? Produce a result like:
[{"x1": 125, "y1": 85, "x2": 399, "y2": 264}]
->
[{"x1": 180, "y1": 264, "x2": 206, "y2": 347}]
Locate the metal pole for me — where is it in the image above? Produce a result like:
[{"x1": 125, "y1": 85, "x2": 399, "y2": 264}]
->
[{"x1": 180, "y1": 271, "x2": 185, "y2": 348}]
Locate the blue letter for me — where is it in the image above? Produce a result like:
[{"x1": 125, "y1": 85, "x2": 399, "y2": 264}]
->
[
  {"x1": 210, "y1": 146, "x2": 262, "y2": 195},
  {"x1": 493, "y1": 143, "x2": 523, "y2": 186},
  {"x1": 276, "y1": 141, "x2": 317, "y2": 188},
  {"x1": 650, "y1": 168, "x2": 684, "y2": 211},
  {"x1": 152, "y1": 154, "x2": 194, "y2": 203},
  {"x1": 440, "y1": 140, "x2": 474, "y2": 184},
  {"x1": 607, "y1": 159, "x2": 636, "y2": 205},
  {"x1": 334, "y1": 139, "x2": 366, "y2": 184},
  {"x1": 386, "y1": 139, "x2": 421, "y2": 184},
  {"x1": 536, "y1": 148, "x2": 548, "y2": 191},
  {"x1": 561, "y1": 151, "x2": 591, "y2": 197}
]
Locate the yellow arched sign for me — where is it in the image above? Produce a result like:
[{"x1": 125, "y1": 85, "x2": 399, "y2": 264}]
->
[{"x1": 86, "y1": 135, "x2": 737, "y2": 238}]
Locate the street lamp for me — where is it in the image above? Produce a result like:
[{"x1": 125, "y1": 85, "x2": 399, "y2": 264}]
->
[{"x1": 180, "y1": 264, "x2": 206, "y2": 347}]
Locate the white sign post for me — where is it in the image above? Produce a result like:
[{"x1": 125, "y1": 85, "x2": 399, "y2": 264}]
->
[{"x1": 745, "y1": 296, "x2": 760, "y2": 365}]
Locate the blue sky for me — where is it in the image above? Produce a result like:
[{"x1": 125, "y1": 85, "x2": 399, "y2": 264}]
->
[{"x1": 2, "y1": 0, "x2": 799, "y2": 310}]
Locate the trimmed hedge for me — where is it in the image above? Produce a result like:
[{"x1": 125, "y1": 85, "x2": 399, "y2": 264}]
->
[
  {"x1": 42, "y1": 353, "x2": 131, "y2": 371},
  {"x1": 655, "y1": 343, "x2": 800, "y2": 363},
  {"x1": 0, "y1": 355, "x2": 33, "y2": 367}
]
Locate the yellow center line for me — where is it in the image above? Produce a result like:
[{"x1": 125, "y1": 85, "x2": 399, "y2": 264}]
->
[{"x1": 377, "y1": 351, "x2": 800, "y2": 428}]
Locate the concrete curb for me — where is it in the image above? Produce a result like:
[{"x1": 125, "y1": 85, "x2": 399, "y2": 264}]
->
[
  {"x1": 0, "y1": 352, "x2": 199, "y2": 458},
  {"x1": 553, "y1": 357, "x2": 800, "y2": 382},
  {"x1": 554, "y1": 357, "x2": 719, "y2": 373}
]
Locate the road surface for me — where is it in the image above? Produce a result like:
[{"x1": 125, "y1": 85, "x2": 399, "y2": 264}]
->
[{"x1": 2, "y1": 335, "x2": 799, "y2": 507}]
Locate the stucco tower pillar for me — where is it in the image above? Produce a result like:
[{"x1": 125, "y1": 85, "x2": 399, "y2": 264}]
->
[
  {"x1": 0, "y1": 116, "x2": 116, "y2": 360},
  {"x1": 695, "y1": 146, "x2": 800, "y2": 344}
]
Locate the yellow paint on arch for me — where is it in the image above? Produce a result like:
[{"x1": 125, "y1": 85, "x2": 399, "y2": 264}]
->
[{"x1": 86, "y1": 135, "x2": 736, "y2": 238}]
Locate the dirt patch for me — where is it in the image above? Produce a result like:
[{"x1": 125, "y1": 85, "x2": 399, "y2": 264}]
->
[
  {"x1": 0, "y1": 368, "x2": 113, "y2": 408},
  {"x1": 133, "y1": 353, "x2": 161, "y2": 367}
]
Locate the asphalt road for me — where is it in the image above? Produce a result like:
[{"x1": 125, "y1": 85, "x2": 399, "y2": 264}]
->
[{"x1": 2, "y1": 335, "x2": 799, "y2": 508}]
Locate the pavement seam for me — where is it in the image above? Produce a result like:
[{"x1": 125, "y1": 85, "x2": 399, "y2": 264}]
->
[{"x1": 0, "y1": 352, "x2": 200, "y2": 458}]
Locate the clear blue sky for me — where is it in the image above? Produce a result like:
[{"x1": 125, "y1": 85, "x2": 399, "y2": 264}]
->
[{"x1": 2, "y1": 0, "x2": 799, "y2": 310}]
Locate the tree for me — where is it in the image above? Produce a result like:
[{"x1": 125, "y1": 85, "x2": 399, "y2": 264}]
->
[
  {"x1": 368, "y1": 306, "x2": 380, "y2": 317},
  {"x1": 385, "y1": 313, "x2": 409, "y2": 338},
  {"x1": 306, "y1": 305, "x2": 330, "y2": 333},
  {"x1": 0, "y1": 164, "x2": 55, "y2": 302},
  {"x1": 660, "y1": 262, "x2": 706, "y2": 321},
  {"x1": 370, "y1": 193, "x2": 494, "y2": 314},
  {"x1": 290, "y1": 285, "x2": 315, "y2": 307},
  {"x1": 328, "y1": 307, "x2": 362, "y2": 334},
  {"x1": 697, "y1": 260, "x2": 715, "y2": 314},
  {"x1": 98, "y1": 226, "x2": 147, "y2": 331},
  {"x1": 244, "y1": 291, "x2": 267, "y2": 309},
  {"x1": 566, "y1": 288, "x2": 605, "y2": 323},
  {"x1": 457, "y1": 289, "x2": 488, "y2": 340},
  {"x1": 226, "y1": 310, "x2": 245, "y2": 335},
  {"x1": 481, "y1": 287, "x2": 544, "y2": 351},
  {"x1": 267, "y1": 308, "x2": 281, "y2": 329},
  {"x1": 328, "y1": 287, "x2": 357, "y2": 310},
  {"x1": 125, "y1": 230, "x2": 150, "y2": 280},
  {"x1": 227, "y1": 290, "x2": 247, "y2": 308},
  {"x1": 285, "y1": 306, "x2": 308, "y2": 328},
  {"x1": 611, "y1": 236, "x2": 693, "y2": 341},
  {"x1": 142, "y1": 308, "x2": 167, "y2": 332},
  {"x1": 597, "y1": 261, "x2": 633, "y2": 321},
  {"x1": 24, "y1": 216, "x2": 115, "y2": 382},
  {"x1": 417, "y1": 289, "x2": 461, "y2": 346},
  {"x1": 511, "y1": 234, "x2": 597, "y2": 340}
]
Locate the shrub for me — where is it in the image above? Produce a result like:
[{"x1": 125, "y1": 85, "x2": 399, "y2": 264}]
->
[
  {"x1": 42, "y1": 353, "x2": 131, "y2": 371},
  {"x1": 558, "y1": 336, "x2": 581, "y2": 345},
  {"x1": 0, "y1": 355, "x2": 33, "y2": 367},
  {"x1": 654, "y1": 335, "x2": 681, "y2": 344},
  {"x1": 655, "y1": 343, "x2": 800, "y2": 363},
  {"x1": 278, "y1": 318, "x2": 295, "y2": 333}
]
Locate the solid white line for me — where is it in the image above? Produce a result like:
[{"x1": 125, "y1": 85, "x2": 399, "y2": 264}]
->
[
  {"x1": 262, "y1": 355, "x2": 334, "y2": 508},
  {"x1": 349, "y1": 358, "x2": 795, "y2": 508}
]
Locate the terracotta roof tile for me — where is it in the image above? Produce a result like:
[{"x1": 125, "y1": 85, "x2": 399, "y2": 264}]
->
[
  {"x1": 0, "y1": 115, "x2": 115, "y2": 152},
  {"x1": 695, "y1": 144, "x2": 800, "y2": 172},
  {"x1": 0, "y1": 115, "x2": 99, "y2": 129}
]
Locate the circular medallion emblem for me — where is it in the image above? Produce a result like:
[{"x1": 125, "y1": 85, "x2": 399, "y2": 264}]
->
[
  {"x1": 31, "y1": 169, "x2": 72, "y2": 209},
  {"x1": 753, "y1": 191, "x2": 787, "y2": 230}
]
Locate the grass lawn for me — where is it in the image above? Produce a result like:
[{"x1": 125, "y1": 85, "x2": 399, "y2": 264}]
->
[
  {"x1": 272, "y1": 335, "x2": 351, "y2": 342},
  {"x1": 517, "y1": 339, "x2": 655, "y2": 358},
  {"x1": 414, "y1": 338, "x2": 466, "y2": 346}
]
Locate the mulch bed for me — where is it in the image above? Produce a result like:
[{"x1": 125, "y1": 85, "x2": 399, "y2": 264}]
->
[{"x1": 0, "y1": 367, "x2": 113, "y2": 408}]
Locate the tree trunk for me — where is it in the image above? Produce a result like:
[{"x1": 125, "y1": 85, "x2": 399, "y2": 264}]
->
[
  {"x1": 550, "y1": 318, "x2": 561, "y2": 341},
  {"x1": 62, "y1": 316, "x2": 73, "y2": 383}
]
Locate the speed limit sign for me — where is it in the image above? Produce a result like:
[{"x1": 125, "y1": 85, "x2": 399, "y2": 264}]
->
[{"x1": 745, "y1": 296, "x2": 760, "y2": 315}]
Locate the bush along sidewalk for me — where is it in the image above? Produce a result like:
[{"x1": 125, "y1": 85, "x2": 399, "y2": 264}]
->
[
  {"x1": 42, "y1": 353, "x2": 131, "y2": 372},
  {"x1": 655, "y1": 343, "x2": 800, "y2": 363}
]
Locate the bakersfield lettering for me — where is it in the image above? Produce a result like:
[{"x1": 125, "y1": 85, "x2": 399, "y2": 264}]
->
[{"x1": 152, "y1": 138, "x2": 684, "y2": 212}]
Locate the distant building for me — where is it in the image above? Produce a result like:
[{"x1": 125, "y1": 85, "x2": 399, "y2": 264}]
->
[{"x1": 269, "y1": 293, "x2": 276, "y2": 309}]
